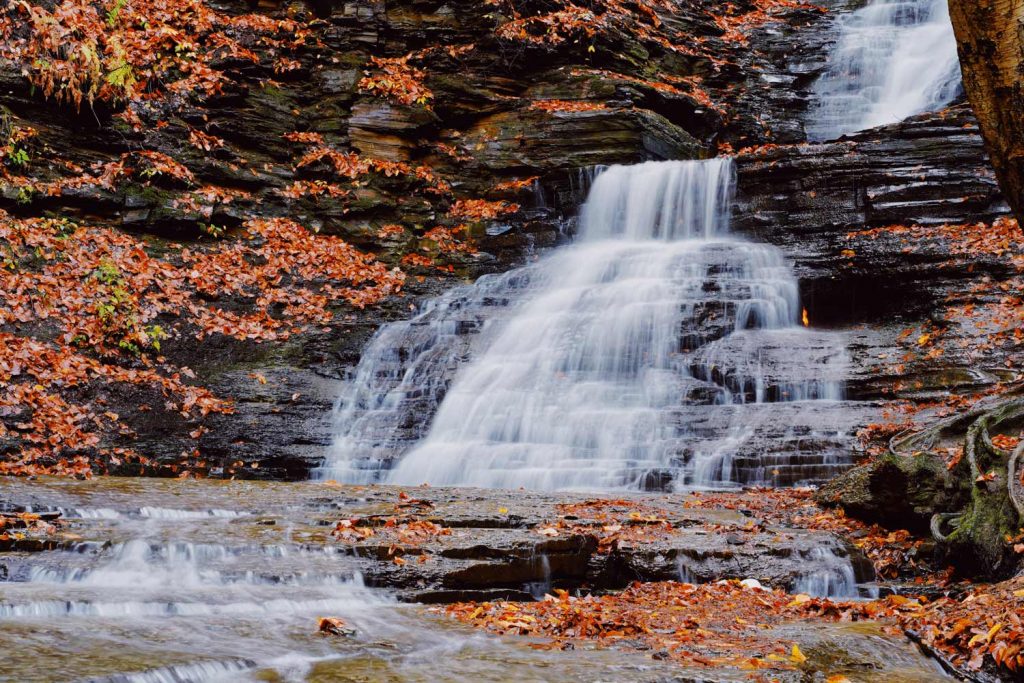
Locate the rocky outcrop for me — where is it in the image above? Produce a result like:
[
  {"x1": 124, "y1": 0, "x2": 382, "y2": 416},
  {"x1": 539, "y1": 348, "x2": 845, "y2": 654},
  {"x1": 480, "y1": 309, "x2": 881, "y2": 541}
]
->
[
  {"x1": 734, "y1": 104, "x2": 1021, "y2": 428},
  {"x1": 0, "y1": 0, "x2": 1016, "y2": 480},
  {"x1": 820, "y1": 389, "x2": 1024, "y2": 579},
  {"x1": 734, "y1": 104, "x2": 1007, "y2": 317},
  {"x1": 0, "y1": 477, "x2": 874, "y2": 601}
]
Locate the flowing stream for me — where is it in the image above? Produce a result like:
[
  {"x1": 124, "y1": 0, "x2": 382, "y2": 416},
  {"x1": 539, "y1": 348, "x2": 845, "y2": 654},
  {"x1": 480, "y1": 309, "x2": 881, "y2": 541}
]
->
[
  {"x1": 0, "y1": 478, "x2": 951, "y2": 682},
  {"x1": 321, "y1": 159, "x2": 855, "y2": 490},
  {"x1": 0, "y1": 478, "x2": 716, "y2": 682},
  {"x1": 0, "y1": 160, "x2": 947, "y2": 682},
  {"x1": 807, "y1": 0, "x2": 963, "y2": 141}
]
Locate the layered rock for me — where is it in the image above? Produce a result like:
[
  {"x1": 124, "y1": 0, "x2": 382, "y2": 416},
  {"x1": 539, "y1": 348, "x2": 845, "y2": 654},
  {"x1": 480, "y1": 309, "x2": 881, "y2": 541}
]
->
[
  {"x1": 734, "y1": 104, "x2": 1019, "y2": 421},
  {"x1": 0, "y1": 477, "x2": 874, "y2": 602},
  {"x1": 0, "y1": 0, "x2": 1016, "y2": 478}
]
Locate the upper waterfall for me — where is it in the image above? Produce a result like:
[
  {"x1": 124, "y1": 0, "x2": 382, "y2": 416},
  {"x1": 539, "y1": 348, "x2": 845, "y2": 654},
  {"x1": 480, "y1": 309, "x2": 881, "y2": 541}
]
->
[
  {"x1": 577, "y1": 159, "x2": 735, "y2": 241},
  {"x1": 319, "y1": 159, "x2": 854, "y2": 491},
  {"x1": 806, "y1": 0, "x2": 963, "y2": 141}
]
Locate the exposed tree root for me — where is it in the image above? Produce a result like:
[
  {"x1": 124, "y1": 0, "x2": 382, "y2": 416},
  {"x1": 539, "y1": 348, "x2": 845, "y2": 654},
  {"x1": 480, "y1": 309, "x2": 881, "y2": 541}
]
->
[{"x1": 890, "y1": 391, "x2": 1024, "y2": 576}]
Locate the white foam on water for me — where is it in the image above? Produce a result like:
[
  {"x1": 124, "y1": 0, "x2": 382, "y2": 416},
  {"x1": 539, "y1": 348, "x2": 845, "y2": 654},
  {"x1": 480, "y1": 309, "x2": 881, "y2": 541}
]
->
[
  {"x1": 0, "y1": 595, "x2": 380, "y2": 619},
  {"x1": 792, "y1": 546, "x2": 860, "y2": 598},
  {"x1": 322, "y1": 159, "x2": 851, "y2": 490},
  {"x1": 60, "y1": 507, "x2": 247, "y2": 520},
  {"x1": 82, "y1": 659, "x2": 257, "y2": 683},
  {"x1": 26, "y1": 541, "x2": 353, "y2": 588}
]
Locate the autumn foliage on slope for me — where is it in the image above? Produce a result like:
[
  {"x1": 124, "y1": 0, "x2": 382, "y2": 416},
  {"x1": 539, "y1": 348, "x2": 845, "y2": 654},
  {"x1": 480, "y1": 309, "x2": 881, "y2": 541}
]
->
[
  {"x1": 0, "y1": 0, "x2": 313, "y2": 114},
  {"x1": 1, "y1": 0, "x2": 555, "y2": 477},
  {"x1": 0, "y1": 211, "x2": 404, "y2": 477},
  {"x1": 486, "y1": 0, "x2": 821, "y2": 51}
]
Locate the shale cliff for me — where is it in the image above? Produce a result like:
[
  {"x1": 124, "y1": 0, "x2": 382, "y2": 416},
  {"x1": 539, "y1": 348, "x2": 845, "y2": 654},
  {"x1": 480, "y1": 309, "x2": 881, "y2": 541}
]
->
[{"x1": 0, "y1": 0, "x2": 1014, "y2": 481}]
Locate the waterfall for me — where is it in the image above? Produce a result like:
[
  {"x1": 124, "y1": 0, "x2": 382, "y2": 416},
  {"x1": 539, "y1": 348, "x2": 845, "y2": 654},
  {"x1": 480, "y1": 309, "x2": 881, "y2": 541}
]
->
[
  {"x1": 319, "y1": 159, "x2": 852, "y2": 490},
  {"x1": 791, "y1": 547, "x2": 861, "y2": 598},
  {"x1": 806, "y1": 0, "x2": 963, "y2": 141}
]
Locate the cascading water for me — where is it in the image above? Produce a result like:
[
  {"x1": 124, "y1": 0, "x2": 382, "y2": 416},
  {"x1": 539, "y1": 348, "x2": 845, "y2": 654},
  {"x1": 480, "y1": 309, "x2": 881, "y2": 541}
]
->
[
  {"x1": 6, "y1": 480, "x2": 736, "y2": 682},
  {"x1": 806, "y1": 0, "x2": 963, "y2": 141},
  {"x1": 0, "y1": 478, "x2": 946, "y2": 681},
  {"x1": 320, "y1": 158, "x2": 853, "y2": 491}
]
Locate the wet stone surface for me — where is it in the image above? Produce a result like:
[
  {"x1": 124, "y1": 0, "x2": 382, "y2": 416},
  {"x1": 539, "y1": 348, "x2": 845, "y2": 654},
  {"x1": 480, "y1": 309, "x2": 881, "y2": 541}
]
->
[
  {"x1": 0, "y1": 477, "x2": 948, "y2": 682},
  {"x1": 1, "y1": 477, "x2": 876, "y2": 602}
]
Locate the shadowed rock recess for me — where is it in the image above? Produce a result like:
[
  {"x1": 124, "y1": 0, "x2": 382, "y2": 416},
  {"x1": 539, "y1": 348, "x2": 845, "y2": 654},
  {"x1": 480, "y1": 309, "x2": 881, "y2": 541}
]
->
[{"x1": 0, "y1": 0, "x2": 1012, "y2": 480}]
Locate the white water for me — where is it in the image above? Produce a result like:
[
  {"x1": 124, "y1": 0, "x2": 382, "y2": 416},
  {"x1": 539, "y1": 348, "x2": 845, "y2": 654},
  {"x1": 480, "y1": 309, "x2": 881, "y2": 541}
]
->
[
  {"x1": 322, "y1": 159, "x2": 853, "y2": 490},
  {"x1": 0, "y1": 478, "x2": 952, "y2": 681},
  {"x1": 4, "y1": 494, "x2": 627, "y2": 682},
  {"x1": 792, "y1": 546, "x2": 860, "y2": 598},
  {"x1": 807, "y1": 0, "x2": 962, "y2": 141}
]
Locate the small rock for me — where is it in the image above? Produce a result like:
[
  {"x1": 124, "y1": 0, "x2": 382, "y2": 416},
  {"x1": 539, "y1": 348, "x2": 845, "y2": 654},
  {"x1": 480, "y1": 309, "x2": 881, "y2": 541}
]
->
[{"x1": 317, "y1": 616, "x2": 356, "y2": 637}]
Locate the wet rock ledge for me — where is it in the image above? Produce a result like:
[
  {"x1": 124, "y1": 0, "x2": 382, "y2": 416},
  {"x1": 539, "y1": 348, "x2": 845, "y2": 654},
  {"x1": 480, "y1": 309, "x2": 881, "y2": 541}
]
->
[{"x1": 0, "y1": 477, "x2": 873, "y2": 603}]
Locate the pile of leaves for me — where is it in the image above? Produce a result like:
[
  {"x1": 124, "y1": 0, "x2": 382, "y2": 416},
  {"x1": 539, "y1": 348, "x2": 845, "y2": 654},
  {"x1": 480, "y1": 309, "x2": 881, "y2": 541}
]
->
[
  {"x1": 529, "y1": 100, "x2": 609, "y2": 113},
  {"x1": 0, "y1": 0, "x2": 313, "y2": 115},
  {"x1": 333, "y1": 515, "x2": 451, "y2": 565},
  {"x1": 447, "y1": 199, "x2": 520, "y2": 221},
  {"x1": 448, "y1": 580, "x2": 839, "y2": 673},
  {"x1": 447, "y1": 559, "x2": 1024, "y2": 677},
  {"x1": 0, "y1": 332, "x2": 217, "y2": 477},
  {"x1": 534, "y1": 498, "x2": 675, "y2": 552},
  {"x1": 317, "y1": 616, "x2": 356, "y2": 636},
  {"x1": 569, "y1": 68, "x2": 724, "y2": 115},
  {"x1": 685, "y1": 488, "x2": 941, "y2": 581},
  {"x1": 358, "y1": 56, "x2": 434, "y2": 107},
  {"x1": 891, "y1": 576, "x2": 1024, "y2": 674},
  {"x1": 0, "y1": 510, "x2": 62, "y2": 543},
  {"x1": 487, "y1": 0, "x2": 820, "y2": 53},
  {"x1": 0, "y1": 211, "x2": 404, "y2": 345},
  {"x1": 714, "y1": 0, "x2": 824, "y2": 44},
  {"x1": 0, "y1": 209, "x2": 403, "y2": 476}
]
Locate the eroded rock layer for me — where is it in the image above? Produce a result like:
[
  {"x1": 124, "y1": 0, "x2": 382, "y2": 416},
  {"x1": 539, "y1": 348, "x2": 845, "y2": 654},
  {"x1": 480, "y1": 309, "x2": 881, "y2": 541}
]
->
[{"x1": 0, "y1": 0, "x2": 1014, "y2": 478}]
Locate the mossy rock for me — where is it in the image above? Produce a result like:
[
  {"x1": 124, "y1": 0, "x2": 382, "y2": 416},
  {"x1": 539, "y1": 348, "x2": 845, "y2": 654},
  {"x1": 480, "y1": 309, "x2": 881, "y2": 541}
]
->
[{"x1": 817, "y1": 450, "x2": 958, "y2": 534}]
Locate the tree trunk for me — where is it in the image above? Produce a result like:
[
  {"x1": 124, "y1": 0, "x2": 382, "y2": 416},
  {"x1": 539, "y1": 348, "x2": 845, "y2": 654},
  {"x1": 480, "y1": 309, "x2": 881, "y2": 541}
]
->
[{"x1": 948, "y1": 0, "x2": 1024, "y2": 223}]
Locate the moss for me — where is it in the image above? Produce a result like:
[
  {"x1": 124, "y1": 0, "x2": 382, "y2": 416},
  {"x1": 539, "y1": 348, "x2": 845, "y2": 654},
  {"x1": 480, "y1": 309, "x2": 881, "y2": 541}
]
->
[
  {"x1": 817, "y1": 450, "x2": 955, "y2": 534},
  {"x1": 123, "y1": 183, "x2": 176, "y2": 207},
  {"x1": 944, "y1": 479, "x2": 1020, "y2": 576},
  {"x1": 256, "y1": 83, "x2": 291, "y2": 104}
]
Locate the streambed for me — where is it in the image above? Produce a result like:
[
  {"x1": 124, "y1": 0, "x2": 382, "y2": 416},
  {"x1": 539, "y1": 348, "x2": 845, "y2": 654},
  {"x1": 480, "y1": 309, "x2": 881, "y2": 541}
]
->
[{"x1": 1, "y1": 477, "x2": 950, "y2": 682}]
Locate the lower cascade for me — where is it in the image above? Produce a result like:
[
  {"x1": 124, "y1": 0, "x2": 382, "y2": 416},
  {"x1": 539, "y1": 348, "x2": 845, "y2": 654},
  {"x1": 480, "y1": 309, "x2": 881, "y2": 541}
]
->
[
  {"x1": 807, "y1": 0, "x2": 962, "y2": 141},
  {"x1": 319, "y1": 159, "x2": 854, "y2": 491}
]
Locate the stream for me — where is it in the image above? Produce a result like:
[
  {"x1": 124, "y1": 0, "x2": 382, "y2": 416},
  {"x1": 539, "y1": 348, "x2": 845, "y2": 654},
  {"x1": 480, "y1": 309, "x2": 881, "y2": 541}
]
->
[
  {"x1": 806, "y1": 0, "x2": 962, "y2": 141},
  {"x1": 0, "y1": 477, "x2": 952, "y2": 682}
]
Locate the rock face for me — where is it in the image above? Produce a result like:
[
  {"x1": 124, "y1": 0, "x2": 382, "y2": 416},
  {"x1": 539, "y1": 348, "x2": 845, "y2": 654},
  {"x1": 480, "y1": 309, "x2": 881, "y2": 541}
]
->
[
  {"x1": 0, "y1": 477, "x2": 874, "y2": 602},
  {"x1": 734, "y1": 105, "x2": 1007, "y2": 300},
  {"x1": 0, "y1": 0, "x2": 852, "y2": 477},
  {"x1": 0, "y1": 0, "x2": 1015, "y2": 478},
  {"x1": 733, "y1": 107, "x2": 1024, "y2": 471}
]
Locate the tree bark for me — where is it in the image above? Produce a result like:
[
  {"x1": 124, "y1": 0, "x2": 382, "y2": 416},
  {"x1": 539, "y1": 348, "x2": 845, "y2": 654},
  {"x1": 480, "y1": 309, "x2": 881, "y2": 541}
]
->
[{"x1": 948, "y1": 0, "x2": 1024, "y2": 223}]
